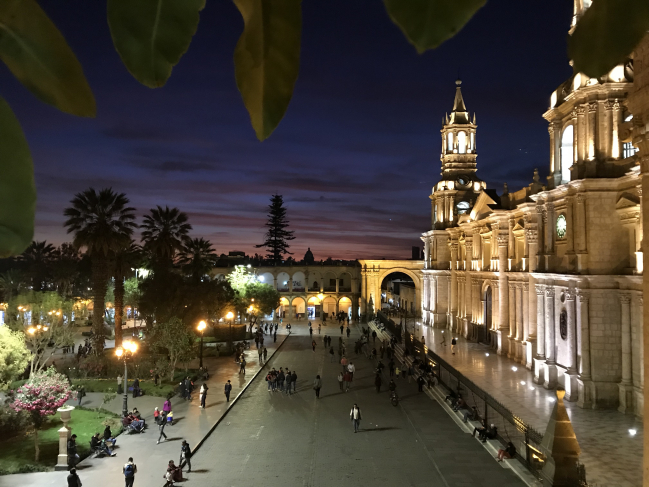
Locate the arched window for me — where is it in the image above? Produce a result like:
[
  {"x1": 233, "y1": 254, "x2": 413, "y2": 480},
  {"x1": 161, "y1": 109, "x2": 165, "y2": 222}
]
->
[
  {"x1": 447, "y1": 132, "x2": 454, "y2": 152},
  {"x1": 560, "y1": 125, "x2": 574, "y2": 183},
  {"x1": 457, "y1": 131, "x2": 467, "y2": 154}
]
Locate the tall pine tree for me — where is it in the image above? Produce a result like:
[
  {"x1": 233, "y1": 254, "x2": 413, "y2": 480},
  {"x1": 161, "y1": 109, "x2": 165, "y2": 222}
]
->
[{"x1": 256, "y1": 195, "x2": 295, "y2": 264}]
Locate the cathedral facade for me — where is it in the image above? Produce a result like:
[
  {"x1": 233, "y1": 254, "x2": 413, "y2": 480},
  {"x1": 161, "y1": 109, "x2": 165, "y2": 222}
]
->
[{"x1": 421, "y1": 1, "x2": 643, "y2": 415}]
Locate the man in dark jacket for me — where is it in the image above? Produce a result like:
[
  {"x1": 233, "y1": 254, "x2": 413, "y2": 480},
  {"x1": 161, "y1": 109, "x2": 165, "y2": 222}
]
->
[
  {"x1": 180, "y1": 440, "x2": 192, "y2": 472},
  {"x1": 67, "y1": 434, "x2": 79, "y2": 467},
  {"x1": 67, "y1": 468, "x2": 82, "y2": 487},
  {"x1": 291, "y1": 371, "x2": 297, "y2": 392},
  {"x1": 224, "y1": 380, "x2": 232, "y2": 402}
]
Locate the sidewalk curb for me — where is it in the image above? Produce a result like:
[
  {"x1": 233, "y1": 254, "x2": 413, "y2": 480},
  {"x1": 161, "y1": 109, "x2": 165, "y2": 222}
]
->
[{"x1": 191, "y1": 333, "x2": 290, "y2": 456}]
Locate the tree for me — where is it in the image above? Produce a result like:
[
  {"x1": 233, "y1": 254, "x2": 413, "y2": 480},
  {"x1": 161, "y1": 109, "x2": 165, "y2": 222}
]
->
[
  {"x1": 0, "y1": 327, "x2": 30, "y2": 388},
  {"x1": 149, "y1": 317, "x2": 195, "y2": 381},
  {"x1": 20, "y1": 241, "x2": 55, "y2": 291},
  {"x1": 227, "y1": 266, "x2": 279, "y2": 330},
  {"x1": 0, "y1": 269, "x2": 25, "y2": 302},
  {"x1": 124, "y1": 276, "x2": 142, "y2": 326},
  {"x1": 178, "y1": 237, "x2": 217, "y2": 282},
  {"x1": 50, "y1": 243, "x2": 81, "y2": 299},
  {"x1": 63, "y1": 188, "x2": 136, "y2": 352},
  {"x1": 111, "y1": 242, "x2": 141, "y2": 347},
  {"x1": 256, "y1": 195, "x2": 295, "y2": 264},
  {"x1": 141, "y1": 206, "x2": 191, "y2": 269},
  {"x1": 8, "y1": 291, "x2": 75, "y2": 375},
  {"x1": 11, "y1": 368, "x2": 72, "y2": 461}
]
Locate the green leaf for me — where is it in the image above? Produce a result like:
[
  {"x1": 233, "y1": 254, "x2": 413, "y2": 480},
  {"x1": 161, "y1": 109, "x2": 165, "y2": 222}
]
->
[
  {"x1": 570, "y1": 0, "x2": 649, "y2": 78},
  {"x1": 0, "y1": 96, "x2": 35, "y2": 258},
  {"x1": 384, "y1": 0, "x2": 486, "y2": 54},
  {"x1": 234, "y1": 0, "x2": 302, "y2": 141},
  {"x1": 0, "y1": 0, "x2": 95, "y2": 117},
  {"x1": 107, "y1": 0, "x2": 206, "y2": 88}
]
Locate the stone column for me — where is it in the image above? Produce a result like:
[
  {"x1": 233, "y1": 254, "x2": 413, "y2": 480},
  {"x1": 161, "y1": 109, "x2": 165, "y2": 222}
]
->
[
  {"x1": 497, "y1": 230, "x2": 509, "y2": 355},
  {"x1": 619, "y1": 293, "x2": 634, "y2": 413},
  {"x1": 507, "y1": 282, "x2": 515, "y2": 358},
  {"x1": 566, "y1": 196, "x2": 575, "y2": 255},
  {"x1": 515, "y1": 283, "x2": 523, "y2": 362},
  {"x1": 360, "y1": 270, "x2": 367, "y2": 317},
  {"x1": 424, "y1": 238, "x2": 430, "y2": 269},
  {"x1": 523, "y1": 282, "x2": 530, "y2": 349},
  {"x1": 536, "y1": 205, "x2": 545, "y2": 271},
  {"x1": 450, "y1": 242, "x2": 458, "y2": 320},
  {"x1": 534, "y1": 284, "x2": 546, "y2": 384},
  {"x1": 576, "y1": 291, "x2": 593, "y2": 408},
  {"x1": 587, "y1": 102, "x2": 597, "y2": 162},
  {"x1": 465, "y1": 239, "x2": 473, "y2": 322},
  {"x1": 564, "y1": 291, "x2": 579, "y2": 402},
  {"x1": 544, "y1": 287, "x2": 557, "y2": 388}
]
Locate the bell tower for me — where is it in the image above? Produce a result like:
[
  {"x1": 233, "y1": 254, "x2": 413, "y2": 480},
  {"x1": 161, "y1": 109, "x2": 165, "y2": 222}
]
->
[{"x1": 430, "y1": 80, "x2": 485, "y2": 230}]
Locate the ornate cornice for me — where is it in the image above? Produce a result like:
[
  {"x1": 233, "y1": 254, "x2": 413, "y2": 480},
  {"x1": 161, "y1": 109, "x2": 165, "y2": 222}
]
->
[{"x1": 535, "y1": 284, "x2": 546, "y2": 295}]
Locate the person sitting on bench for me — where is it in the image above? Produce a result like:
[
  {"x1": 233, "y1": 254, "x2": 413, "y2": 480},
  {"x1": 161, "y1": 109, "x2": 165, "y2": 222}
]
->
[{"x1": 90, "y1": 433, "x2": 115, "y2": 456}]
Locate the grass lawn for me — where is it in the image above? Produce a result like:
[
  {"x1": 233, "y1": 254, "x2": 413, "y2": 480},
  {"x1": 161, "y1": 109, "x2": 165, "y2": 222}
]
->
[{"x1": 0, "y1": 408, "x2": 122, "y2": 475}]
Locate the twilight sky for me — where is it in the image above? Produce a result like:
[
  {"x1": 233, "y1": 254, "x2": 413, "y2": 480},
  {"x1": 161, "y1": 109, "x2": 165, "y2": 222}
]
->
[{"x1": 10, "y1": 1, "x2": 572, "y2": 260}]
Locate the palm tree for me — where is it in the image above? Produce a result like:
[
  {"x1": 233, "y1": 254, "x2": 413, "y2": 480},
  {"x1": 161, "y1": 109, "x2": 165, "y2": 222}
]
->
[
  {"x1": 141, "y1": 206, "x2": 191, "y2": 268},
  {"x1": 50, "y1": 243, "x2": 81, "y2": 299},
  {"x1": 64, "y1": 188, "x2": 136, "y2": 352},
  {"x1": 178, "y1": 237, "x2": 217, "y2": 282},
  {"x1": 111, "y1": 242, "x2": 141, "y2": 347},
  {"x1": 20, "y1": 241, "x2": 55, "y2": 291},
  {"x1": 0, "y1": 269, "x2": 25, "y2": 301}
]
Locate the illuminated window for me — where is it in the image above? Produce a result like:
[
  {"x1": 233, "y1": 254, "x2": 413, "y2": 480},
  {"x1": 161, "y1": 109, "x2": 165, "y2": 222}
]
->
[
  {"x1": 560, "y1": 125, "x2": 574, "y2": 183},
  {"x1": 623, "y1": 142, "x2": 638, "y2": 159},
  {"x1": 447, "y1": 132, "x2": 454, "y2": 152},
  {"x1": 457, "y1": 132, "x2": 467, "y2": 154},
  {"x1": 456, "y1": 201, "x2": 470, "y2": 214}
]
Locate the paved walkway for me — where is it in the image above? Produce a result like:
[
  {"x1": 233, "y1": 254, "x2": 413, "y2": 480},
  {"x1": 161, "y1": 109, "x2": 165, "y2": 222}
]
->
[
  {"x1": 381, "y1": 321, "x2": 641, "y2": 487},
  {"x1": 189, "y1": 334, "x2": 525, "y2": 487},
  {"x1": 0, "y1": 331, "x2": 288, "y2": 487}
]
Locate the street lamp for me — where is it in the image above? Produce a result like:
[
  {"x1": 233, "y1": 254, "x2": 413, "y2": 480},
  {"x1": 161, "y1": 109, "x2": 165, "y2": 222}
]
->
[
  {"x1": 115, "y1": 340, "x2": 138, "y2": 417},
  {"x1": 197, "y1": 320, "x2": 207, "y2": 368}
]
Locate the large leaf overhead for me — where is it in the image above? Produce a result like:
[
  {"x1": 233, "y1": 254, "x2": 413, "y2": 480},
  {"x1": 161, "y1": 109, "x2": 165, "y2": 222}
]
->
[
  {"x1": 107, "y1": 0, "x2": 206, "y2": 88},
  {"x1": 0, "y1": 0, "x2": 95, "y2": 117},
  {"x1": 570, "y1": 0, "x2": 649, "y2": 78},
  {"x1": 384, "y1": 0, "x2": 486, "y2": 53},
  {"x1": 234, "y1": 0, "x2": 302, "y2": 141},
  {"x1": 0, "y1": 96, "x2": 35, "y2": 258}
]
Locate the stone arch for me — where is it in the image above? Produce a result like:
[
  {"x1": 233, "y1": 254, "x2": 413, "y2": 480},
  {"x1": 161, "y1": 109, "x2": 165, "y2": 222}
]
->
[
  {"x1": 258, "y1": 272, "x2": 274, "y2": 287},
  {"x1": 338, "y1": 271, "x2": 353, "y2": 292},
  {"x1": 323, "y1": 296, "x2": 337, "y2": 317},
  {"x1": 307, "y1": 271, "x2": 322, "y2": 292},
  {"x1": 277, "y1": 272, "x2": 290, "y2": 292},
  {"x1": 291, "y1": 296, "x2": 306, "y2": 319},
  {"x1": 378, "y1": 268, "x2": 422, "y2": 316},
  {"x1": 323, "y1": 271, "x2": 337, "y2": 292},
  {"x1": 291, "y1": 271, "x2": 306, "y2": 292},
  {"x1": 338, "y1": 296, "x2": 352, "y2": 316},
  {"x1": 277, "y1": 296, "x2": 290, "y2": 318}
]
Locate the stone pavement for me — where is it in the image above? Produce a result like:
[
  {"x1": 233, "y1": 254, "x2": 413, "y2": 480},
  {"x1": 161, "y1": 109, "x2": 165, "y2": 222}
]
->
[
  {"x1": 379, "y1": 322, "x2": 641, "y2": 487},
  {"x1": 0, "y1": 330, "x2": 288, "y2": 487},
  {"x1": 190, "y1": 333, "x2": 525, "y2": 487}
]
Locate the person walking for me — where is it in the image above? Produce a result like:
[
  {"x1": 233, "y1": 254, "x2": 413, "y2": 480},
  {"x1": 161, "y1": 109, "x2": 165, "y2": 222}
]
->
[
  {"x1": 313, "y1": 375, "x2": 322, "y2": 398},
  {"x1": 350, "y1": 404, "x2": 362, "y2": 433},
  {"x1": 157, "y1": 417, "x2": 168, "y2": 444},
  {"x1": 224, "y1": 380, "x2": 232, "y2": 402},
  {"x1": 312, "y1": 340, "x2": 317, "y2": 352},
  {"x1": 340, "y1": 324, "x2": 344, "y2": 335},
  {"x1": 239, "y1": 357, "x2": 246, "y2": 374},
  {"x1": 273, "y1": 331, "x2": 277, "y2": 343},
  {"x1": 180, "y1": 440, "x2": 192, "y2": 473},
  {"x1": 67, "y1": 434, "x2": 79, "y2": 468},
  {"x1": 346, "y1": 327, "x2": 351, "y2": 338},
  {"x1": 329, "y1": 346, "x2": 335, "y2": 362},
  {"x1": 374, "y1": 374, "x2": 382, "y2": 393},
  {"x1": 347, "y1": 362, "x2": 355, "y2": 381},
  {"x1": 67, "y1": 468, "x2": 82, "y2": 487},
  {"x1": 309, "y1": 326, "x2": 313, "y2": 337},
  {"x1": 388, "y1": 359, "x2": 395, "y2": 377},
  {"x1": 77, "y1": 386, "x2": 85, "y2": 406},
  {"x1": 199, "y1": 383, "x2": 208, "y2": 408},
  {"x1": 441, "y1": 331, "x2": 447, "y2": 346},
  {"x1": 263, "y1": 347, "x2": 268, "y2": 361},
  {"x1": 417, "y1": 375, "x2": 425, "y2": 392},
  {"x1": 123, "y1": 457, "x2": 137, "y2": 487},
  {"x1": 163, "y1": 398, "x2": 172, "y2": 416},
  {"x1": 343, "y1": 371, "x2": 352, "y2": 392},
  {"x1": 318, "y1": 324, "x2": 321, "y2": 334},
  {"x1": 291, "y1": 370, "x2": 297, "y2": 392},
  {"x1": 258, "y1": 347, "x2": 263, "y2": 363},
  {"x1": 372, "y1": 330, "x2": 377, "y2": 343},
  {"x1": 337, "y1": 372, "x2": 344, "y2": 391},
  {"x1": 451, "y1": 337, "x2": 457, "y2": 354}
]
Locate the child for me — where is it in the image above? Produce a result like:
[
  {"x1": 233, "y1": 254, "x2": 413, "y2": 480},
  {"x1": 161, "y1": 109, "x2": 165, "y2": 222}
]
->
[
  {"x1": 166, "y1": 410, "x2": 173, "y2": 425},
  {"x1": 154, "y1": 407, "x2": 160, "y2": 425}
]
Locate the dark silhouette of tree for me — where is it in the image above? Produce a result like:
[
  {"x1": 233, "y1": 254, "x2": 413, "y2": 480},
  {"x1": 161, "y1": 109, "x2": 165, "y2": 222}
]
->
[
  {"x1": 178, "y1": 237, "x2": 217, "y2": 282},
  {"x1": 141, "y1": 206, "x2": 191, "y2": 269},
  {"x1": 110, "y1": 242, "x2": 141, "y2": 347},
  {"x1": 256, "y1": 194, "x2": 295, "y2": 264},
  {"x1": 64, "y1": 188, "x2": 136, "y2": 352},
  {"x1": 20, "y1": 241, "x2": 55, "y2": 291}
]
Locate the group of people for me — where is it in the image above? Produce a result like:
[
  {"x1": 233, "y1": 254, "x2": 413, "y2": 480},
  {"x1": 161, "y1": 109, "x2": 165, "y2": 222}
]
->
[{"x1": 265, "y1": 367, "x2": 298, "y2": 394}]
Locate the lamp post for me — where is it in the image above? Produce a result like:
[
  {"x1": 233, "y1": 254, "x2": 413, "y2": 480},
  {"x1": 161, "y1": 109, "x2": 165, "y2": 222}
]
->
[
  {"x1": 115, "y1": 341, "x2": 138, "y2": 417},
  {"x1": 226, "y1": 312, "x2": 234, "y2": 349},
  {"x1": 197, "y1": 320, "x2": 207, "y2": 368}
]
